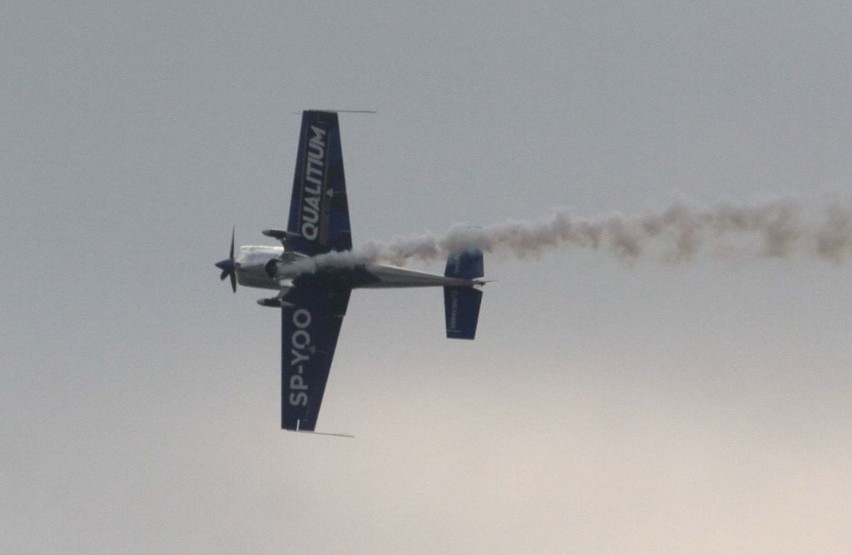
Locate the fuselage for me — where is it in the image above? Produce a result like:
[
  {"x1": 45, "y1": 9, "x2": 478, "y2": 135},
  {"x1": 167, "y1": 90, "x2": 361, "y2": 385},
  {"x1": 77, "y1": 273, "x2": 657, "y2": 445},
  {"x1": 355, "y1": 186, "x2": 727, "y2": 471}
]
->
[{"x1": 234, "y1": 245, "x2": 478, "y2": 291}]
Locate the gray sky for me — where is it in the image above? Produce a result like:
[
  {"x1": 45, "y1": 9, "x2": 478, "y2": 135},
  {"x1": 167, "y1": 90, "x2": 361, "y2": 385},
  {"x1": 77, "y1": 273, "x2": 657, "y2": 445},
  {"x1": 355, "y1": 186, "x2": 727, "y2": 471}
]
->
[{"x1": 3, "y1": 2, "x2": 851, "y2": 553}]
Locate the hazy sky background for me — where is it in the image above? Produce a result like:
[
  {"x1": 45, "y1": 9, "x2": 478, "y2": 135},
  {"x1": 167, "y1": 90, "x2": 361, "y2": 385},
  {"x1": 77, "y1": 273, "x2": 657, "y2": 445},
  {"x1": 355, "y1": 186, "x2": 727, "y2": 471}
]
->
[{"x1": 3, "y1": 2, "x2": 851, "y2": 553}]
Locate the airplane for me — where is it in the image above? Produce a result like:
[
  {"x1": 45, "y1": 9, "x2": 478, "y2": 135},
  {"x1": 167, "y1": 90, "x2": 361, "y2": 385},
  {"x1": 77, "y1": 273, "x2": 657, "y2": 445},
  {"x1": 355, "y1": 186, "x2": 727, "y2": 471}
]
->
[{"x1": 215, "y1": 110, "x2": 485, "y2": 434}]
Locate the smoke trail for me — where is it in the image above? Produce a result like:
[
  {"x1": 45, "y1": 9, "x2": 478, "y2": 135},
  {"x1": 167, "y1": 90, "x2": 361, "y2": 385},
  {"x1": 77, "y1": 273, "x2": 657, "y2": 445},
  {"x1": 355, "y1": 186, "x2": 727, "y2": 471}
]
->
[{"x1": 304, "y1": 196, "x2": 852, "y2": 271}]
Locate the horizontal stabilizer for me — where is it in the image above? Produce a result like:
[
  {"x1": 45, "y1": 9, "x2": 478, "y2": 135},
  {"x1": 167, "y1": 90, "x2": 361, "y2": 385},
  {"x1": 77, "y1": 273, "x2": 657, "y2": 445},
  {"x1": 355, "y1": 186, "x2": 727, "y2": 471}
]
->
[
  {"x1": 445, "y1": 249, "x2": 484, "y2": 280},
  {"x1": 444, "y1": 286, "x2": 483, "y2": 340}
]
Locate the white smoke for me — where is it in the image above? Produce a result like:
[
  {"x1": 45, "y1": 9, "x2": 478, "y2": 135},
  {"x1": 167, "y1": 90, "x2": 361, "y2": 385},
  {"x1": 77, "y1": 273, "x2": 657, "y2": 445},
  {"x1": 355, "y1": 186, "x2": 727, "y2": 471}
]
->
[{"x1": 303, "y1": 195, "x2": 852, "y2": 271}]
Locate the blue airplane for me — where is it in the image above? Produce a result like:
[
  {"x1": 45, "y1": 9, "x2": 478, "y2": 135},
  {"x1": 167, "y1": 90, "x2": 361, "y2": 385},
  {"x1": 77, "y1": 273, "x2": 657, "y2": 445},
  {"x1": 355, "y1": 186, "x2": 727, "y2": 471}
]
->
[{"x1": 215, "y1": 110, "x2": 485, "y2": 434}]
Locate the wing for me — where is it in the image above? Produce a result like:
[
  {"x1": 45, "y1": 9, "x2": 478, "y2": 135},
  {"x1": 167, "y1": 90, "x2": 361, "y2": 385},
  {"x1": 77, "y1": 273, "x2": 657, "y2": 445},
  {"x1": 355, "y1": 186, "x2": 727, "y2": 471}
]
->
[
  {"x1": 280, "y1": 281, "x2": 351, "y2": 431},
  {"x1": 287, "y1": 110, "x2": 352, "y2": 256}
]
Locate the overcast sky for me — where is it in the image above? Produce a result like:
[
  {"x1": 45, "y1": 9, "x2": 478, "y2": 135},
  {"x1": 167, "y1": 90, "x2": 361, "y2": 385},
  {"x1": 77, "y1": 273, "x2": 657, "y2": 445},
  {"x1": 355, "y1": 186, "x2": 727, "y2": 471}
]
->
[{"x1": 3, "y1": 2, "x2": 851, "y2": 553}]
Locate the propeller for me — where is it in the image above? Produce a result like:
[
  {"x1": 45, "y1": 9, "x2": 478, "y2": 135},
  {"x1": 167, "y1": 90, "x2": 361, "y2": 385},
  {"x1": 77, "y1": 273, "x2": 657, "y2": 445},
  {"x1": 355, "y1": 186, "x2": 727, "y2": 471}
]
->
[{"x1": 214, "y1": 226, "x2": 237, "y2": 293}]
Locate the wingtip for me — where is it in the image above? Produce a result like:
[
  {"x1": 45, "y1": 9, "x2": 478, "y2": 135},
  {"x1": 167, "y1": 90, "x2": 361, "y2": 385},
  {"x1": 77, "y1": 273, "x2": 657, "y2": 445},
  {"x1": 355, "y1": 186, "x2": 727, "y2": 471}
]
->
[
  {"x1": 285, "y1": 429, "x2": 355, "y2": 438},
  {"x1": 293, "y1": 109, "x2": 377, "y2": 115}
]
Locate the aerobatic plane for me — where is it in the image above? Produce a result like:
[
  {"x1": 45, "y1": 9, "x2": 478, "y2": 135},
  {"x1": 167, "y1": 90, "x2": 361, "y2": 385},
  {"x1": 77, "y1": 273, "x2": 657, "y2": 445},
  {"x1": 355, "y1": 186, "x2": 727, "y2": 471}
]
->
[{"x1": 215, "y1": 110, "x2": 485, "y2": 434}]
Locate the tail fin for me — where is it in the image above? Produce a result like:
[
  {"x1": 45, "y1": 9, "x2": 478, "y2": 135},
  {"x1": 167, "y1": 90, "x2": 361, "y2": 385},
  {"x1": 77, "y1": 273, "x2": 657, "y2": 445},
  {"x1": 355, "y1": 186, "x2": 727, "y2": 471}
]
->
[{"x1": 444, "y1": 249, "x2": 484, "y2": 340}]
